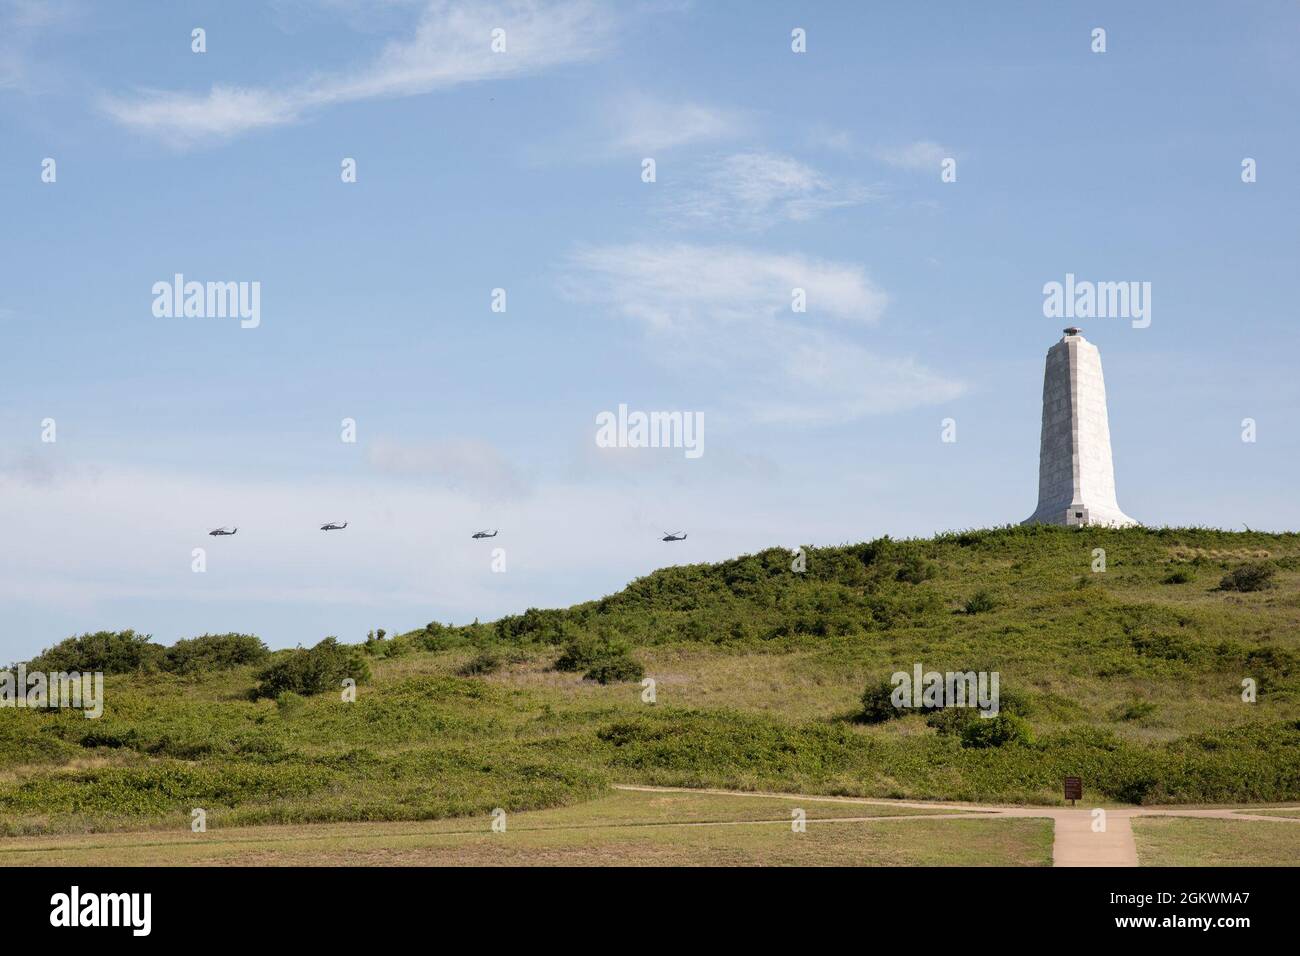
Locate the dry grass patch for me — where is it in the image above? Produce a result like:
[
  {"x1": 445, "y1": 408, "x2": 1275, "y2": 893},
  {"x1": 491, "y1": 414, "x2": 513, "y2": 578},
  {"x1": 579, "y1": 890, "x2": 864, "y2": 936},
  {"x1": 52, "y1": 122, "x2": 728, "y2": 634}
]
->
[
  {"x1": 0, "y1": 788, "x2": 1044, "y2": 867},
  {"x1": 1134, "y1": 817, "x2": 1300, "y2": 866}
]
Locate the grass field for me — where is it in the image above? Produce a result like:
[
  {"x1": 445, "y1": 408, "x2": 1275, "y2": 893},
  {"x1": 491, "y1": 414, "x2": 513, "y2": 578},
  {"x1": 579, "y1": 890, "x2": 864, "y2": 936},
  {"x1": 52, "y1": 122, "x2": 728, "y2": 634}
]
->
[
  {"x1": 1132, "y1": 817, "x2": 1300, "y2": 866},
  {"x1": 2, "y1": 526, "x2": 1298, "y2": 853},
  {"x1": 0, "y1": 788, "x2": 1048, "y2": 867}
]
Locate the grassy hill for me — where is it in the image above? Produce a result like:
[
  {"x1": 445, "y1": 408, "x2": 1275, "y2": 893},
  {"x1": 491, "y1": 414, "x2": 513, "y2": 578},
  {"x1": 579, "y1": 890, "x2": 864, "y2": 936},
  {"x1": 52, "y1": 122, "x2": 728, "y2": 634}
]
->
[{"x1": 3, "y1": 525, "x2": 1299, "y2": 836}]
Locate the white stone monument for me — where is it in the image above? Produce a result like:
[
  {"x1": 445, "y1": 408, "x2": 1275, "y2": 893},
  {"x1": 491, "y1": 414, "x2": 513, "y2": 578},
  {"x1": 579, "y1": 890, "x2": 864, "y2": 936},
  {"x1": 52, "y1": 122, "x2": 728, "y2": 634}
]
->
[{"x1": 1024, "y1": 328, "x2": 1137, "y2": 527}]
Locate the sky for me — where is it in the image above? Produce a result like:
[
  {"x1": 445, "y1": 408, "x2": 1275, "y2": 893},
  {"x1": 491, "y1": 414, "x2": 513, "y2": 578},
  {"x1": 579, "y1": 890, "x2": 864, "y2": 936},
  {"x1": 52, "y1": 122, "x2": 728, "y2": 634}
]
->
[{"x1": 1, "y1": 0, "x2": 1297, "y2": 661}]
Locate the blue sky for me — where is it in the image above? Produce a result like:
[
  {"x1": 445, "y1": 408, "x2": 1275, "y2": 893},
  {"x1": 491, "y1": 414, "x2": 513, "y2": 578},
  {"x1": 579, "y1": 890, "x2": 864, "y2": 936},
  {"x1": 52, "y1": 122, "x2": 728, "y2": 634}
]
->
[{"x1": 2, "y1": 0, "x2": 1297, "y2": 661}]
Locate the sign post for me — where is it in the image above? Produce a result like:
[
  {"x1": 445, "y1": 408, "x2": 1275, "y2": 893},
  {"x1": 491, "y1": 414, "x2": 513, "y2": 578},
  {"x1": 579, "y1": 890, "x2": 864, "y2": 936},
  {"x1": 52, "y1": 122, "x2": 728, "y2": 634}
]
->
[{"x1": 1063, "y1": 776, "x2": 1082, "y2": 806}]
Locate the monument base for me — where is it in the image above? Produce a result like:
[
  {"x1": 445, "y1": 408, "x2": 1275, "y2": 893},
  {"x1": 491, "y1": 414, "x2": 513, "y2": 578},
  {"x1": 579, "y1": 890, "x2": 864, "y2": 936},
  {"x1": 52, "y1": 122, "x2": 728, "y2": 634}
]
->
[{"x1": 1022, "y1": 503, "x2": 1138, "y2": 528}]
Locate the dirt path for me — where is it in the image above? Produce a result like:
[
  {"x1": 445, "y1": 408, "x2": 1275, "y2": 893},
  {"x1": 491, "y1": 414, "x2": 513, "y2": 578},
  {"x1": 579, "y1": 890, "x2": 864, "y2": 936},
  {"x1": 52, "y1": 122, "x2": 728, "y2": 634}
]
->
[{"x1": 614, "y1": 784, "x2": 1300, "y2": 867}]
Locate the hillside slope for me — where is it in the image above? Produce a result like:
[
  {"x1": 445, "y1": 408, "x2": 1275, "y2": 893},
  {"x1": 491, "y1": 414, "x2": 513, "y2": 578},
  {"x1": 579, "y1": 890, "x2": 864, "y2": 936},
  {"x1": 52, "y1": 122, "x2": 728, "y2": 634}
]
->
[{"x1": 2, "y1": 526, "x2": 1298, "y2": 835}]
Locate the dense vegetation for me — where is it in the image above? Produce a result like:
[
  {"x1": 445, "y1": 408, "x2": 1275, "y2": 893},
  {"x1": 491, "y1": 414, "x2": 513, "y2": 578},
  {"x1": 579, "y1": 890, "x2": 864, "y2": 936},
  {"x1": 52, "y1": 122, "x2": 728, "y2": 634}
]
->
[
  {"x1": 251, "y1": 638, "x2": 370, "y2": 700},
  {"x1": 23, "y1": 631, "x2": 268, "y2": 676},
  {"x1": 2, "y1": 525, "x2": 1298, "y2": 835}
]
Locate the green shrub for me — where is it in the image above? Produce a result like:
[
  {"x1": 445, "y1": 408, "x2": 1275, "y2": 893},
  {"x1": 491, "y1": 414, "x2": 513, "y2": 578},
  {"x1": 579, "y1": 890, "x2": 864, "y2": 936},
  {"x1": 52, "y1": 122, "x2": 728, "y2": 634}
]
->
[
  {"x1": 161, "y1": 633, "x2": 268, "y2": 675},
  {"x1": 964, "y1": 590, "x2": 997, "y2": 614},
  {"x1": 895, "y1": 554, "x2": 937, "y2": 584},
  {"x1": 554, "y1": 635, "x2": 611, "y2": 673},
  {"x1": 26, "y1": 630, "x2": 162, "y2": 674},
  {"x1": 373, "y1": 636, "x2": 415, "y2": 659},
  {"x1": 79, "y1": 728, "x2": 140, "y2": 750},
  {"x1": 1163, "y1": 567, "x2": 1194, "y2": 584},
  {"x1": 926, "y1": 688, "x2": 1031, "y2": 736},
  {"x1": 1112, "y1": 699, "x2": 1158, "y2": 722},
  {"x1": 553, "y1": 633, "x2": 643, "y2": 684},
  {"x1": 859, "y1": 679, "x2": 901, "y2": 723},
  {"x1": 459, "y1": 649, "x2": 503, "y2": 677},
  {"x1": 584, "y1": 651, "x2": 643, "y2": 685},
  {"x1": 959, "y1": 712, "x2": 1031, "y2": 749},
  {"x1": 1219, "y1": 563, "x2": 1275, "y2": 592},
  {"x1": 495, "y1": 607, "x2": 570, "y2": 645},
  {"x1": 415, "y1": 622, "x2": 475, "y2": 652},
  {"x1": 1110, "y1": 772, "x2": 1161, "y2": 804},
  {"x1": 252, "y1": 638, "x2": 370, "y2": 699},
  {"x1": 275, "y1": 692, "x2": 305, "y2": 718},
  {"x1": 925, "y1": 707, "x2": 974, "y2": 736},
  {"x1": 365, "y1": 629, "x2": 408, "y2": 657},
  {"x1": 1000, "y1": 689, "x2": 1034, "y2": 717}
]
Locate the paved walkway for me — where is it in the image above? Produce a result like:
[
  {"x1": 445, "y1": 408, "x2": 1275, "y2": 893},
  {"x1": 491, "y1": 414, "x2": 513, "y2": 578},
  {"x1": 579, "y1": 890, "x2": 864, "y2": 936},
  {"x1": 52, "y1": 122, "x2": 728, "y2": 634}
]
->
[{"x1": 614, "y1": 784, "x2": 1300, "y2": 867}]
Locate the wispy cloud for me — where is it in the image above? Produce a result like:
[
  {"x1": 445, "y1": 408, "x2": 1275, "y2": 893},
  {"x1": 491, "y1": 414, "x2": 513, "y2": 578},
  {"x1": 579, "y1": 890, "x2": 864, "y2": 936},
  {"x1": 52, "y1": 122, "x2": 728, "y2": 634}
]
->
[
  {"x1": 2, "y1": 0, "x2": 79, "y2": 28},
  {"x1": 658, "y1": 151, "x2": 879, "y2": 231},
  {"x1": 100, "y1": 0, "x2": 616, "y2": 146},
  {"x1": 872, "y1": 139, "x2": 952, "y2": 172},
  {"x1": 0, "y1": 452, "x2": 89, "y2": 488},
  {"x1": 604, "y1": 92, "x2": 748, "y2": 153},
  {"x1": 369, "y1": 436, "x2": 531, "y2": 500},
  {"x1": 0, "y1": 0, "x2": 81, "y2": 92},
  {"x1": 0, "y1": 51, "x2": 21, "y2": 91},
  {"x1": 562, "y1": 243, "x2": 962, "y2": 423},
  {"x1": 565, "y1": 242, "x2": 887, "y2": 328},
  {"x1": 523, "y1": 91, "x2": 748, "y2": 166},
  {"x1": 805, "y1": 125, "x2": 855, "y2": 152}
]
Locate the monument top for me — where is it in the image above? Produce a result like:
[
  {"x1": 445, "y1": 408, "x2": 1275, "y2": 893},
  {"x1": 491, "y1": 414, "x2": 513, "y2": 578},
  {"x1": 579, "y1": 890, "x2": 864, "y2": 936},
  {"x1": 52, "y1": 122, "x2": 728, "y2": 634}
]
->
[{"x1": 1063, "y1": 326, "x2": 1082, "y2": 337}]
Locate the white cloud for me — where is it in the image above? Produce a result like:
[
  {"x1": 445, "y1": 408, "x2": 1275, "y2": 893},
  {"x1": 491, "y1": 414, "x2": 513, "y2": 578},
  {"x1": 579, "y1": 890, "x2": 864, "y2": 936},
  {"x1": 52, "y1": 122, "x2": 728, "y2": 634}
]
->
[
  {"x1": 805, "y1": 125, "x2": 855, "y2": 152},
  {"x1": 100, "y1": 0, "x2": 616, "y2": 145},
  {"x1": 2, "y1": 0, "x2": 78, "y2": 29},
  {"x1": 757, "y1": 336, "x2": 963, "y2": 423},
  {"x1": 872, "y1": 139, "x2": 951, "y2": 172},
  {"x1": 0, "y1": 0, "x2": 82, "y2": 92},
  {"x1": 522, "y1": 92, "x2": 748, "y2": 166},
  {"x1": 0, "y1": 50, "x2": 22, "y2": 91},
  {"x1": 369, "y1": 436, "x2": 530, "y2": 499},
  {"x1": 562, "y1": 243, "x2": 962, "y2": 423},
  {"x1": 604, "y1": 92, "x2": 748, "y2": 152},
  {"x1": 566, "y1": 242, "x2": 886, "y2": 327},
  {"x1": 658, "y1": 151, "x2": 879, "y2": 230},
  {"x1": 0, "y1": 453, "x2": 78, "y2": 487}
]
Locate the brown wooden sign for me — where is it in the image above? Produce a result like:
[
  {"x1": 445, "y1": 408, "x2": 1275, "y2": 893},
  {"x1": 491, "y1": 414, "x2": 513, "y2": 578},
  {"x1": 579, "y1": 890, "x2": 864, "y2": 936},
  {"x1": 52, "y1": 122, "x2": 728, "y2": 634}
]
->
[{"x1": 1064, "y1": 776, "x2": 1083, "y2": 804}]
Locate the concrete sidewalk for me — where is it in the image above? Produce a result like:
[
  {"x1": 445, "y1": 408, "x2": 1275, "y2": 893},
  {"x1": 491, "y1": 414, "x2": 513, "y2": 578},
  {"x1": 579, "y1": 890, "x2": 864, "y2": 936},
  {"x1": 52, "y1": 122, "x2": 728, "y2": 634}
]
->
[{"x1": 1049, "y1": 810, "x2": 1138, "y2": 866}]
